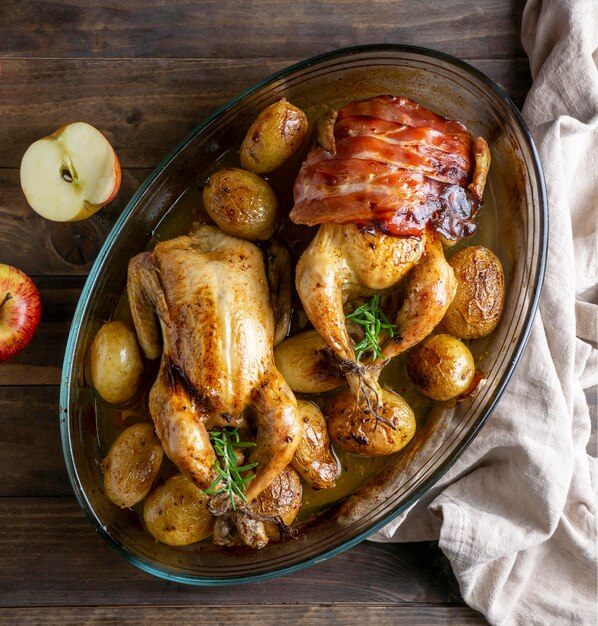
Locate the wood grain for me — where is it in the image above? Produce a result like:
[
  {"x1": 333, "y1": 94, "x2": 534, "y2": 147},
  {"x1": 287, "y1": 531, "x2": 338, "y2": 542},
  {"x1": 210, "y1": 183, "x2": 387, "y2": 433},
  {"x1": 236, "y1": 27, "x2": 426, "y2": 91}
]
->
[
  {"x1": 0, "y1": 169, "x2": 148, "y2": 277},
  {"x1": 0, "y1": 57, "x2": 531, "y2": 171},
  {"x1": 1, "y1": 0, "x2": 525, "y2": 60},
  {"x1": 0, "y1": 386, "x2": 70, "y2": 496},
  {"x1": 0, "y1": 605, "x2": 487, "y2": 625},
  {"x1": 0, "y1": 497, "x2": 459, "y2": 606}
]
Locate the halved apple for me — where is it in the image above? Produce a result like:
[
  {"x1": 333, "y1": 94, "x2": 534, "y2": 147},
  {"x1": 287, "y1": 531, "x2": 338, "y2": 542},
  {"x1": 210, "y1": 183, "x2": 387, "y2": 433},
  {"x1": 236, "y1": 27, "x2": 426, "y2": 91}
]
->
[{"x1": 20, "y1": 122, "x2": 121, "y2": 222}]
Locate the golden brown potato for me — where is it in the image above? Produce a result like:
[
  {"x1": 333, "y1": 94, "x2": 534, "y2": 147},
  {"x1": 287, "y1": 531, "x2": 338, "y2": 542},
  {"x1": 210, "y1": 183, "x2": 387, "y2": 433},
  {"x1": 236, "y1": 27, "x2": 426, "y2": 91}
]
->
[
  {"x1": 274, "y1": 330, "x2": 345, "y2": 394},
  {"x1": 103, "y1": 422, "x2": 163, "y2": 508},
  {"x1": 443, "y1": 246, "x2": 505, "y2": 338},
  {"x1": 406, "y1": 334, "x2": 475, "y2": 401},
  {"x1": 247, "y1": 465, "x2": 302, "y2": 540},
  {"x1": 291, "y1": 400, "x2": 339, "y2": 489},
  {"x1": 91, "y1": 320, "x2": 144, "y2": 405},
  {"x1": 327, "y1": 388, "x2": 416, "y2": 457},
  {"x1": 240, "y1": 98, "x2": 309, "y2": 173},
  {"x1": 203, "y1": 167, "x2": 278, "y2": 241},
  {"x1": 143, "y1": 473, "x2": 214, "y2": 546}
]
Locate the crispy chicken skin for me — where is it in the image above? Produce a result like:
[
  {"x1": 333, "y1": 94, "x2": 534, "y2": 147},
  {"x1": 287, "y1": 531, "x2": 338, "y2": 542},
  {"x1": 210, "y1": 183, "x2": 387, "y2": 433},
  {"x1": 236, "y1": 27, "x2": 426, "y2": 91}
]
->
[
  {"x1": 295, "y1": 223, "x2": 456, "y2": 409},
  {"x1": 380, "y1": 232, "x2": 457, "y2": 361},
  {"x1": 127, "y1": 224, "x2": 302, "y2": 524},
  {"x1": 295, "y1": 222, "x2": 424, "y2": 366}
]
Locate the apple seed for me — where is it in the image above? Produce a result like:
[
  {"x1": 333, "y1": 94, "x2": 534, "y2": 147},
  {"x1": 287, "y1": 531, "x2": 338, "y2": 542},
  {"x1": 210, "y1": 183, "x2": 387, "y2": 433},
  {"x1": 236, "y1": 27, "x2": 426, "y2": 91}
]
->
[{"x1": 60, "y1": 154, "x2": 78, "y2": 184}]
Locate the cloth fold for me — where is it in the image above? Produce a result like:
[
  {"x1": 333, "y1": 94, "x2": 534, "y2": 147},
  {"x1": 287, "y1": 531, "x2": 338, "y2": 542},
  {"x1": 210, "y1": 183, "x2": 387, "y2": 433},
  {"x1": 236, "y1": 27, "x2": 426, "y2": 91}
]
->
[{"x1": 370, "y1": 1, "x2": 598, "y2": 623}]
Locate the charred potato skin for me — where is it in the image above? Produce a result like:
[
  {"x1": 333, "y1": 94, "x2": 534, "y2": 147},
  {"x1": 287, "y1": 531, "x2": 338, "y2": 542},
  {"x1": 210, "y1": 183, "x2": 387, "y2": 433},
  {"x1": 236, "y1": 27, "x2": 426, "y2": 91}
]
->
[
  {"x1": 240, "y1": 99, "x2": 309, "y2": 174},
  {"x1": 406, "y1": 334, "x2": 475, "y2": 401},
  {"x1": 103, "y1": 422, "x2": 164, "y2": 509},
  {"x1": 203, "y1": 167, "x2": 278, "y2": 241},
  {"x1": 443, "y1": 246, "x2": 505, "y2": 339},
  {"x1": 274, "y1": 330, "x2": 344, "y2": 394},
  {"x1": 327, "y1": 388, "x2": 416, "y2": 457},
  {"x1": 291, "y1": 400, "x2": 339, "y2": 489},
  {"x1": 91, "y1": 320, "x2": 144, "y2": 405},
  {"x1": 143, "y1": 473, "x2": 214, "y2": 546},
  {"x1": 247, "y1": 465, "x2": 302, "y2": 540}
]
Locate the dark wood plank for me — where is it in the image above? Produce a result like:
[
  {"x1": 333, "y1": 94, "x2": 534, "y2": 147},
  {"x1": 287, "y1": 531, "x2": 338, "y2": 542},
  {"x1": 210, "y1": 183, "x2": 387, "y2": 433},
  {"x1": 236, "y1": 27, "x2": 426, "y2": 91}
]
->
[
  {"x1": 0, "y1": 57, "x2": 531, "y2": 170},
  {"x1": 0, "y1": 497, "x2": 457, "y2": 606},
  {"x1": 0, "y1": 605, "x2": 487, "y2": 625},
  {"x1": 0, "y1": 169, "x2": 148, "y2": 277},
  {"x1": 0, "y1": 387, "x2": 70, "y2": 496},
  {"x1": 1, "y1": 0, "x2": 526, "y2": 60},
  {"x1": 0, "y1": 58, "x2": 287, "y2": 170}
]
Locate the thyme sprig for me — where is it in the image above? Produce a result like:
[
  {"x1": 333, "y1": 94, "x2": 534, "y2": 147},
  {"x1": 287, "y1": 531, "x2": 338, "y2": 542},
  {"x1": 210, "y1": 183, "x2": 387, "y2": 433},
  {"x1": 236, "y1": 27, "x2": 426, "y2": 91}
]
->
[
  {"x1": 346, "y1": 294, "x2": 396, "y2": 362},
  {"x1": 205, "y1": 427, "x2": 257, "y2": 510}
]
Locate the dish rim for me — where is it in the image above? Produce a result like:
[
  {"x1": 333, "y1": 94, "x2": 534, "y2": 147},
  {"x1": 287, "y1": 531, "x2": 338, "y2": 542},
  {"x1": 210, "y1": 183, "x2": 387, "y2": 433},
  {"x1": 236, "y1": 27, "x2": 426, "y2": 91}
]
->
[{"x1": 59, "y1": 43, "x2": 548, "y2": 586}]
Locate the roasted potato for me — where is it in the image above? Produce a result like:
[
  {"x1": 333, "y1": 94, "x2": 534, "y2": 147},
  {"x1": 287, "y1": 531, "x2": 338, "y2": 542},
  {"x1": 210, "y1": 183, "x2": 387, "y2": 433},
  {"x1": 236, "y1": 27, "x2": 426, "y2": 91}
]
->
[
  {"x1": 247, "y1": 465, "x2": 302, "y2": 540},
  {"x1": 327, "y1": 388, "x2": 416, "y2": 457},
  {"x1": 103, "y1": 422, "x2": 163, "y2": 508},
  {"x1": 143, "y1": 473, "x2": 214, "y2": 546},
  {"x1": 274, "y1": 330, "x2": 344, "y2": 394},
  {"x1": 203, "y1": 167, "x2": 278, "y2": 241},
  {"x1": 291, "y1": 400, "x2": 339, "y2": 489},
  {"x1": 442, "y1": 246, "x2": 505, "y2": 338},
  {"x1": 406, "y1": 334, "x2": 475, "y2": 401},
  {"x1": 240, "y1": 98, "x2": 309, "y2": 173},
  {"x1": 91, "y1": 320, "x2": 144, "y2": 405}
]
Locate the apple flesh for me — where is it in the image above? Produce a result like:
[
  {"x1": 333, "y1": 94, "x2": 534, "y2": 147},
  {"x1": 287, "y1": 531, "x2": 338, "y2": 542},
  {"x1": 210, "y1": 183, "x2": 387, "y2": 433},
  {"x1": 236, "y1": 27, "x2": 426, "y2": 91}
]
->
[
  {"x1": 0, "y1": 264, "x2": 41, "y2": 362},
  {"x1": 20, "y1": 122, "x2": 121, "y2": 222}
]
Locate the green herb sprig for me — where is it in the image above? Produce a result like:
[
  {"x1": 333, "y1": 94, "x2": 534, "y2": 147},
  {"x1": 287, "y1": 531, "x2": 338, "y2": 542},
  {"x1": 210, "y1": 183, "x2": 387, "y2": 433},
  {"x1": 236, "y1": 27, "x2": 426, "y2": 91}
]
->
[
  {"x1": 346, "y1": 294, "x2": 396, "y2": 361},
  {"x1": 205, "y1": 427, "x2": 257, "y2": 510}
]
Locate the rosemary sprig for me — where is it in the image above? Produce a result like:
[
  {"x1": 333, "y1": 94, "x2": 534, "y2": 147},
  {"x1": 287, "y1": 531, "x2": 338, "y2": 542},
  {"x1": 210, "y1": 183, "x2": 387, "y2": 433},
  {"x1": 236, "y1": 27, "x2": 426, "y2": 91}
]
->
[
  {"x1": 346, "y1": 294, "x2": 396, "y2": 361},
  {"x1": 204, "y1": 427, "x2": 257, "y2": 510}
]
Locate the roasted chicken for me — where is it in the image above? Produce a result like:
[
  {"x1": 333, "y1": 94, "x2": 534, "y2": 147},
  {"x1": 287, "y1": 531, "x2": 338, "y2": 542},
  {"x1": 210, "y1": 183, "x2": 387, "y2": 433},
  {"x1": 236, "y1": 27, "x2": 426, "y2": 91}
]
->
[
  {"x1": 291, "y1": 96, "x2": 490, "y2": 411},
  {"x1": 127, "y1": 223, "x2": 302, "y2": 546}
]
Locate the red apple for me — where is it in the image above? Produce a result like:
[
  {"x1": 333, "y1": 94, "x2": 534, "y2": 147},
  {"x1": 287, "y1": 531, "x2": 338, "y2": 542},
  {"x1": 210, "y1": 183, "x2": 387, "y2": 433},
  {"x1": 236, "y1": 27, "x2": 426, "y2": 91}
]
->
[
  {"x1": 20, "y1": 122, "x2": 121, "y2": 222},
  {"x1": 0, "y1": 264, "x2": 41, "y2": 362}
]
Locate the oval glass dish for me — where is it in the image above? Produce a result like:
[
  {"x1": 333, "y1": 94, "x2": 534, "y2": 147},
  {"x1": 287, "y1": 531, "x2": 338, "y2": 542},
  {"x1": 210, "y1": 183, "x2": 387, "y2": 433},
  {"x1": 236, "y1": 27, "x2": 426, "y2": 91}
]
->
[{"x1": 60, "y1": 44, "x2": 547, "y2": 584}]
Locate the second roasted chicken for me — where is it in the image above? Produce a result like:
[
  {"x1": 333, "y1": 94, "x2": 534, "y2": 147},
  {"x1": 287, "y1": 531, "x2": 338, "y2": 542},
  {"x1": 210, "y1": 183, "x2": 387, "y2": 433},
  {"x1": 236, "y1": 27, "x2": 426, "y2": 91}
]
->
[{"x1": 291, "y1": 95, "x2": 490, "y2": 420}]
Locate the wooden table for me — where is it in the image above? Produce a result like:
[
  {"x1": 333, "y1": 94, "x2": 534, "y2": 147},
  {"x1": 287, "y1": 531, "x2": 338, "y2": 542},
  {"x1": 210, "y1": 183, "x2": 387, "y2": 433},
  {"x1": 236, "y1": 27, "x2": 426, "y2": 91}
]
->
[{"x1": 0, "y1": 2, "x2": 534, "y2": 623}]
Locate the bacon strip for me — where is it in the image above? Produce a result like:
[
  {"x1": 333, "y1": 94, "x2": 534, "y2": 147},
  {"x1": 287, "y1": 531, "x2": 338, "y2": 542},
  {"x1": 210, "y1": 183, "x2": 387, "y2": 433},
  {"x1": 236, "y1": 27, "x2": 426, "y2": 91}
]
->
[
  {"x1": 336, "y1": 95, "x2": 469, "y2": 135},
  {"x1": 290, "y1": 95, "x2": 481, "y2": 240}
]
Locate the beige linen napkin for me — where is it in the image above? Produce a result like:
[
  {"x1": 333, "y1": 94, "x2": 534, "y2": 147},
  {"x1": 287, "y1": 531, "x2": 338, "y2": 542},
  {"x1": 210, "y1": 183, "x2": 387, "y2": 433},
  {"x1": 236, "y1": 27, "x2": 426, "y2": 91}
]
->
[{"x1": 370, "y1": 1, "x2": 598, "y2": 623}]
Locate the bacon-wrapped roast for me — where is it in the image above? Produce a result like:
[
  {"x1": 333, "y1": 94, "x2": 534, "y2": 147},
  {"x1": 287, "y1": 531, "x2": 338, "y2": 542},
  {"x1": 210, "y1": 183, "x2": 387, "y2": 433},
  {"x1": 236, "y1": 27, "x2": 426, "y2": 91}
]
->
[
  {"x1": 291, "y1": 96, "x2": 490, "y2": 438},
  {"x1": 291, "y1": 95, "x2": 488, "y2": 240}
]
